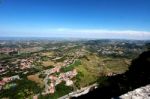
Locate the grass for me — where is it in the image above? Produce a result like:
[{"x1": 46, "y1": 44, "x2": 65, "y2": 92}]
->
[
  {"x1": 75, "y1": 54, "x2": 100, "y2": 87},
  {"x1": 42, "y1": 61, "x2": 55, "y2": 67},
  {"x1": 40, "y1": 52, "x2": 54, "y2": 57},
  {"x1": 74, "y1": 54, "x2": 130, "y2": 88},
  {"x1": 27, "y1": 74, "x2": 44, "y2": 87},
  {"x1": 103, "y1": 58, "x2": 129, "y2": 74}
]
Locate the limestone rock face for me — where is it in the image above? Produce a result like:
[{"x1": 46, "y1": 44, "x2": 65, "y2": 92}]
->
[{"x1": 119, "y1": 84, "x2": 150, "y2": 99}]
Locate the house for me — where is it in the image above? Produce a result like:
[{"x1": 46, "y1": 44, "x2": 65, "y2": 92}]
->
[
  {"x1": 33, "y1": 95, "x2": 38, "y2": 99},
  {"x1": 66, "y1": 80, "x2": 73, "y2": 86},
  {"x1": 49, "y1": 83, "x2": 55, "y2": 94},
  {"x1": 10, "y1": 75, "x2": 20, "y2": 80},
  {"x1": 49, "y1": 75, "x2": 57, "y2": 81},
  {"x1": 0, "y1": 81, "x2": 5, "y2": 86},
  {"x1": 2, "y1": 75, "x2": 20, "y2": 83},
  {"x1": 2, "y1": 77, "x2": 11, "y2": 83},
  {"x1": 50, "y1": 67, "x2": 60, "y2": 73}
]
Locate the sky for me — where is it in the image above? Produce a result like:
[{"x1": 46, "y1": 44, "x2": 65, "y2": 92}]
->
[{"x1": 0, "y1": 0, "x2": 150, "y2": 40}]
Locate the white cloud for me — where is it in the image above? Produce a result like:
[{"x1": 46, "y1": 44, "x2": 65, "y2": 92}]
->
[
  {"x1": 0, "y1": 27, "x2": 150, "y2": 40},
  {"x1": 52, "y1": 28, "x2": 150, "y2": 40}
]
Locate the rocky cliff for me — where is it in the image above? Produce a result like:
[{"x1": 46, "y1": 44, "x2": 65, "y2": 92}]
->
[{"x1": 119, "y1": 84, "x2": 150, "y2": 99}]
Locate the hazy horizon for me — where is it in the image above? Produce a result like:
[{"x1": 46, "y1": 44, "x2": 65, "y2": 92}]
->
[{"x1": 0, "y1": 0, "x2": 150, "y2": 40}]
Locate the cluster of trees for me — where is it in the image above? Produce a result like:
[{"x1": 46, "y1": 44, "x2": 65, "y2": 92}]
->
[
  {"x1": 0, "y1": 79, "x2": 43, "y2": 99},
  {"x1": 74, "y1": 71, "x2": 84, "y2": 89}
]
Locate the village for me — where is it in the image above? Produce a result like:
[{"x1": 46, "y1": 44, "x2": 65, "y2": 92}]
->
[
  {"x1": 0, "y1": 39, "x2": 148, "y2": 99},
  {"x1": 0, "y1": 41, "x2": 84, "y2": 96},
  {"x1": 0, "y1": 54, "x2": 79, "y2": 95}
]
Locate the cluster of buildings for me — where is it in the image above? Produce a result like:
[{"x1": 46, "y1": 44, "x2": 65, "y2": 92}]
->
[
  {"x1": 44, "y1": 69, "x2": 77, "y2": 94},
  {"x1": 20, "y1": 58, "x2": 34, "y2": 69},
  {"x1": 58, "y1": 69, "x2": 77, "y2": 86},
  {"x1": 0, "y1": 75, "x2": 20, "y2": 90},
  {"x1": 42, "y1": 59, "x2": 78, "y2": 94},
  {"x1": 0, "y1": 43, "x2": 80, "y2": 96},
  {"x1": 50, "y1": 66, "x2": 60, "y2": 73},
  {"x1": 97, "y1": 46, "x2": 124, "y2": 56},
  {"x1": 0, "y1": 48, "x2": 18, "y2": 54},
  {"x1": 0, "y1": 46, "x2": 43, "y2": 55},
  {"x1": 63, "y1": 59, "x2": 74, "y2": 66}
]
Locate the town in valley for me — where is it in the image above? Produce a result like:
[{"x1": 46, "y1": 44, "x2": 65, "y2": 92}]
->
[{"x1": 0, "y1": 38, "x2": 149, "y2": 99}]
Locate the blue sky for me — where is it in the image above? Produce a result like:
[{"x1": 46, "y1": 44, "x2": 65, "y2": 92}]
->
[{"x1": 0, "y1": 0, "x2": 150, "y2": 39}]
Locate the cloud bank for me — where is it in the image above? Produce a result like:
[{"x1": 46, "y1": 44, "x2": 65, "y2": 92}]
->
[
  {"x1": 0, "y1": 28, "x2": 150, "y2": 40},
  {"x1": 52, "y1": 28, "x2": 150, "y2": 40}
]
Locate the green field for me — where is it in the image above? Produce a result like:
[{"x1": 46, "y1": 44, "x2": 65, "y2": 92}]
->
[{"x1": 74, "y1": 53, "x2": 130, "y2": 88}]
